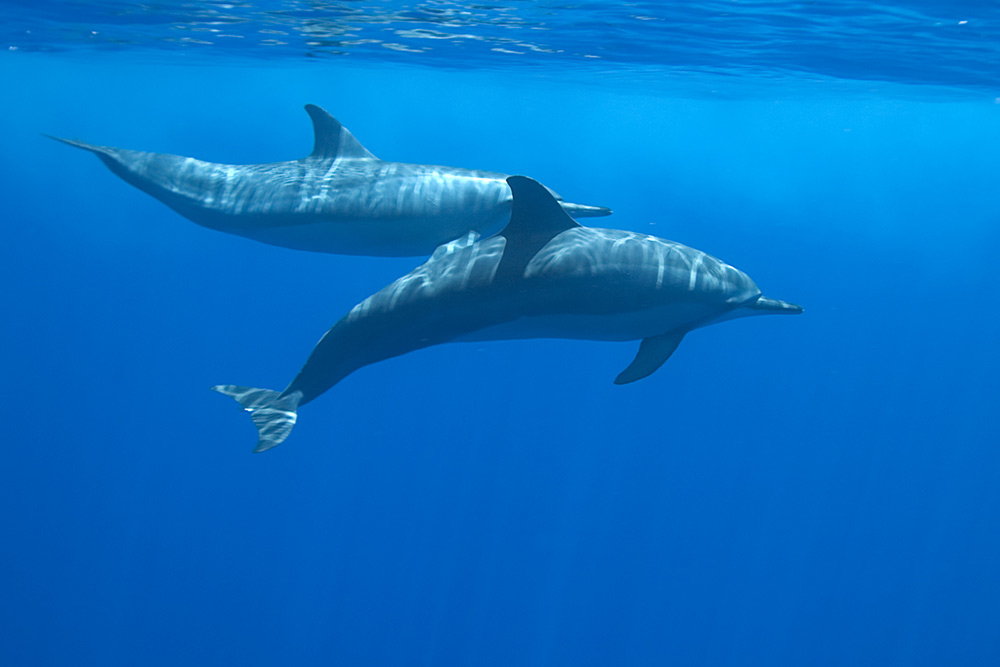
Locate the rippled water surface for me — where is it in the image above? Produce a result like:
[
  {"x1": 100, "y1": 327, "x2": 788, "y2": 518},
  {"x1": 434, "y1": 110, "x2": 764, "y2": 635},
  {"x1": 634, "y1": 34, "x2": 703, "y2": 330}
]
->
[{"x1": 4, "y1": 0, "x2": 1000, "y2": 90}]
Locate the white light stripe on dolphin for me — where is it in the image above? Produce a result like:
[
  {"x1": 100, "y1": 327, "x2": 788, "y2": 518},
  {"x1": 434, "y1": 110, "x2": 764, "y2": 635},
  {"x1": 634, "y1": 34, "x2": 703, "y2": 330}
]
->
[
  {"x1": 213, "y1": 176, "x2": 802, "y2": 453},
  {"x1": 48, "y1": 105, "x2": 612, "y2": 257}
]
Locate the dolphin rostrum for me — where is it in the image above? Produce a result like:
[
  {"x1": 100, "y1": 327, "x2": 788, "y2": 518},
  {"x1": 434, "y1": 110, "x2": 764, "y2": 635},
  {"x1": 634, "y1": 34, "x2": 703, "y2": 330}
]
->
[
  {"x1": 48, "y1": 105, "x2": 611, "y2": 256},
  {"x1": 213, "y1": 176, "x2": 802, "y2": 452}
]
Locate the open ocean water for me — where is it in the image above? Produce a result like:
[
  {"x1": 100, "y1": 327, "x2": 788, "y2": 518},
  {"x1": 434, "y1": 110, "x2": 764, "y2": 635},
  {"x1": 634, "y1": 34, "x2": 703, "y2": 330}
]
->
[{"x1": 1, "y1": 1, "x2": 999, "y2": 665}]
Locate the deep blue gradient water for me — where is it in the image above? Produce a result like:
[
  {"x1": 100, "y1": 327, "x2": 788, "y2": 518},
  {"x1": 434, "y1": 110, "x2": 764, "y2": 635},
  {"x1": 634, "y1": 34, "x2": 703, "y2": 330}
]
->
[{"x1": 2, "y1": 2, "x2": 999, "y2": 666}]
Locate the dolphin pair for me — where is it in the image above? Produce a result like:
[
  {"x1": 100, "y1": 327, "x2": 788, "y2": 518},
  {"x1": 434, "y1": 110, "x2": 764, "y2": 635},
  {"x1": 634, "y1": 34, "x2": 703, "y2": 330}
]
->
[
  {"x1": 50, "y1": 105, "x2": 611, "y2": 256},
  {"x1": 214, "y1": 176, "x2": 803, "y2": 452}
]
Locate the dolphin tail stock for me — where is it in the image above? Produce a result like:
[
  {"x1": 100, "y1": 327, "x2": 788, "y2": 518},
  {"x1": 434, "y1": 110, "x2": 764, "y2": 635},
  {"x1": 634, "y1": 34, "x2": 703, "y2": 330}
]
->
[{"x1": 212, "y1": 385, "x2": 303, "y2": 453}]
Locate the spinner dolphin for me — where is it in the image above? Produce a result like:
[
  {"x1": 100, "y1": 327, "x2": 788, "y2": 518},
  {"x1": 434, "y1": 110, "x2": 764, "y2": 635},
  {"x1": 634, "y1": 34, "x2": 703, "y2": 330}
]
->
[
  {"x1": 49, "y1": 105, "x2": 611, "y2": 256},
  {"x1": 214, "y1": 176, "x2": 802, "y2": 452}
]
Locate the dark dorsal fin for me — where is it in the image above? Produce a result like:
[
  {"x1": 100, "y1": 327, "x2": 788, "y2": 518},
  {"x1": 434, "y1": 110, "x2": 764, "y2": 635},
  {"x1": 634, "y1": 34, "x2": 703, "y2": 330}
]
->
[
  {"x1": 304, "y1": 104, "x2": 376, "y2": 160},
  {"x1": 496, "y1": 176, "x2": 581, "y2": 279},
  {"x1": 504, "y1": 176, "x2": 580, "y2": 240}
]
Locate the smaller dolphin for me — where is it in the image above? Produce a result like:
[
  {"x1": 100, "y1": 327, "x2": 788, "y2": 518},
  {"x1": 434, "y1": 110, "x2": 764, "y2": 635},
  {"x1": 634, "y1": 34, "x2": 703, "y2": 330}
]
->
[
  {"x1": 214, "y1": 176, "x2": 802, "y2": 453},
  {"x1": 48, "y1": 105, "x2": 611, "y2": 256}
]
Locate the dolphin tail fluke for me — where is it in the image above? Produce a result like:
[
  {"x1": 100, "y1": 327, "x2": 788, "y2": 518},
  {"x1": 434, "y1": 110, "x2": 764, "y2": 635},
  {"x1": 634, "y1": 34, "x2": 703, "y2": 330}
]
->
[
  {"x1": 212, "y1": 385, "x2": 303, "y2": 453},
  {"x1": 44, "y1": 135, "x2": 131, "y2": 174},
  {"x1": 44, "y1": 134, "x2": 111, "y2": 156}
]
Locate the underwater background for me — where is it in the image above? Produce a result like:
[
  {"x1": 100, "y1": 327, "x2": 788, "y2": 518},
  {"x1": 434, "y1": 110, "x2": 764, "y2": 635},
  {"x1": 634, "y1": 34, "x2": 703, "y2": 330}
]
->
[{"x1": 1, "y1": 1, "x2": 999, "y2": 665}]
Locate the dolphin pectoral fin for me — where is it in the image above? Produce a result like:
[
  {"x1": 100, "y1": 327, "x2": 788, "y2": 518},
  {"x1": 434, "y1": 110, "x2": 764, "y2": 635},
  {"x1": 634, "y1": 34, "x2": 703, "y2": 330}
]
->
[
  {"x1": 614, "y1": 331, "x2": 687, "y2": 385},
  {"x1": 213, "y1": 385, "x2": 303, "y2": 453},
  {"x1": 304, "y1": 104, "x2": 376, "y2": 161}
]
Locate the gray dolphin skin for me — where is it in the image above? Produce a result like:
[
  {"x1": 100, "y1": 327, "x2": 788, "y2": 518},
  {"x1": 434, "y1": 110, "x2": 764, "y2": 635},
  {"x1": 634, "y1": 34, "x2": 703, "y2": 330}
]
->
[
  {"x1": 48, "y1": 105, "x2": 612, "y2": 256},
  {"x1": 214, "y1": 176, "x2": 802, "y2": 453}
]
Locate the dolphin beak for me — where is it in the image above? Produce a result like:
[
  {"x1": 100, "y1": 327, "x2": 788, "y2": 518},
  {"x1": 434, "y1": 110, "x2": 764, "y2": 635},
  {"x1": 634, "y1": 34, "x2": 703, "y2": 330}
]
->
[
  {"x1": 558, "y1": 201, "x2": 613, "y2": 218},
  {"x1": 746, "y1": 296, "x2": 804, "y2": 314}
]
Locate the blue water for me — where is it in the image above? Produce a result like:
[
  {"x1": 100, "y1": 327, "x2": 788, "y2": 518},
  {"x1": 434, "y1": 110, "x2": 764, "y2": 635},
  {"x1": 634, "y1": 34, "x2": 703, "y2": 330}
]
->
[{"x1": 2, "y1": 2, "x2": 999, "y2": 665}]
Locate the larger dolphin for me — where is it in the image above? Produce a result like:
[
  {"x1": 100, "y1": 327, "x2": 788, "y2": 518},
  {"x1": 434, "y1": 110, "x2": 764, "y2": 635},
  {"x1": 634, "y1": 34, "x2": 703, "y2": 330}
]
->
[
  {"x1": 49, "y1": 105, "x2": 611, "y2": 256},
  {"x1": 214, "y1": 176, "x2": 802, "y2": 452}
]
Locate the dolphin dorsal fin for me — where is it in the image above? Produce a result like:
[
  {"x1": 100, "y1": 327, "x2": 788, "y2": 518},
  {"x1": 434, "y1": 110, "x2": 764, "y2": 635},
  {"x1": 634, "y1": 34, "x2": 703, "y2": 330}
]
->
[
  {"x1": 504, "y1": 176, "x2": 580, "y2": 240},
  {"x1": 496, "y1": 176, "x2": 581, "y2": 279},
  {"x1": 304, "y1": 104, "x2": 376, "y2": 160}
]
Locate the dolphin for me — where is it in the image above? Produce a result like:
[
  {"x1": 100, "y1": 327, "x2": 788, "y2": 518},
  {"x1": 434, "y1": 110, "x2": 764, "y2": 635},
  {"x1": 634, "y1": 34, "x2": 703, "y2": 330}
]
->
[
  {"x1": 48, "y1": 105, "x2": 611, "y2": 256},
  {"x1": 213, "y1": 176, "x2": 802, "y2": 453}
]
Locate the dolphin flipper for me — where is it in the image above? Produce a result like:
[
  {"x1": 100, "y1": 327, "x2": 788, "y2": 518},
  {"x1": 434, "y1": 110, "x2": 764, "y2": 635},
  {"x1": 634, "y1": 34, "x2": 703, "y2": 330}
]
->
[
  {"x1": 212, "y1": 385, "x2": 303, "y2": 452},
  {"x1": 614, "y1": 331, "x2": 687, "y2": 385}
]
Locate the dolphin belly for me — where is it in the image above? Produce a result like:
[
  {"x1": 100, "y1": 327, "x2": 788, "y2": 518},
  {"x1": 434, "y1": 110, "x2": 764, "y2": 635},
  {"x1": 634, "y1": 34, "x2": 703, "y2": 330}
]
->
[
  {"x1": 451, "y1": 301, "x2": 728, "y2": 343},
  {"x1": 231, "y1": 209, "x2": 511, "y2": 256}
]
